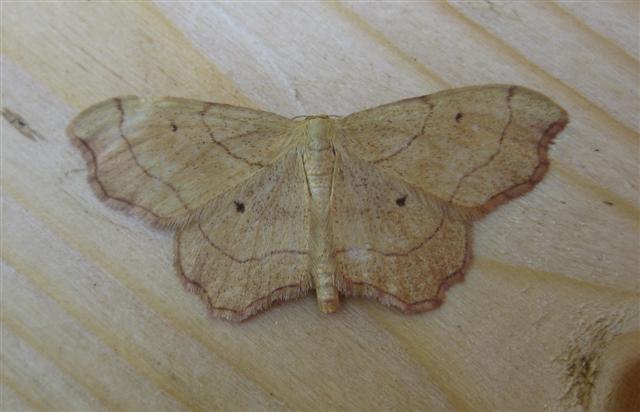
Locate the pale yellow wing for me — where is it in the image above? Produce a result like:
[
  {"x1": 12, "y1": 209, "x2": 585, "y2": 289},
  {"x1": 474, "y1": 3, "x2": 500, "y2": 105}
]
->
[
  {"x1": 331, "y1": 147, "x2": 471, "y2": 312},
  {"x1": 337, "y1": 85, "x2": 568, "y2": 213},
  {"x1": 68, "y1": 96, "x2": 294, "y2": 227},
  {"x1": 175, "y1": 149, "x2": 312, "y2": 321}
]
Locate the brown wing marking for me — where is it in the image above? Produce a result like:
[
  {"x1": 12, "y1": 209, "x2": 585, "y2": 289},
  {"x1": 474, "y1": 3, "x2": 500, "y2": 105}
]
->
[
  {"x1": 196, "y1": 219, "x2": 307, "y2": 264},
  {"x1": 472, "y1": 118, "x2": 568, "y2": 215},
  {"x1": 337, "y1": 216, "x2": 472, "y2": 314},
  {"x1": 200, "y1": 103, "x2": 266, "y2": 168},
  {"x1": 113, "y1": 98, "x2": 191, "y2": 212},
  {"x1": 333, "y1": 213, "x2": 445, "y2": 258},
  {"x1": 174, "y1": 227, "x2": 306, "y2": 321},
  {"x1": 70, "y1": 126, "x2": 166, "y2": 221},
  {"x1": 448, "y1": 86, "x2": 515, "y2": 203},
  {"x1": 371, "y1": 101, "x2": 435, "y2": 165}
]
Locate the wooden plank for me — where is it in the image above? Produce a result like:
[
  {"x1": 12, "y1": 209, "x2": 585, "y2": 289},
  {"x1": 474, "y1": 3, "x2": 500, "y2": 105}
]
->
[
  {"x1": 0, "y1": 383, "x2": 37, "y2": 412},
  {"x1": 1, "y1": 262, "x2": 186, "y2": 411},
  {"x1": 1, "y1": 2, "x2": 638, "y2": 410},
  {"x1": 0, "y1": 3, "x2": 251, "y2": 108},
  {"x1": 0, "y1": 323, "x2": 104, "y2": 411},
  {"x1": 555, "y1": 0, "x2": 640, "y2": 61}
]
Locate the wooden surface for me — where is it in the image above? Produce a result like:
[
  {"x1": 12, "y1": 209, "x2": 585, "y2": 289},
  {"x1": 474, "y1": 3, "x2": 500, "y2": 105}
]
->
[{"x1": 1, "y1": 2, "x2": 638, "y2": 411}]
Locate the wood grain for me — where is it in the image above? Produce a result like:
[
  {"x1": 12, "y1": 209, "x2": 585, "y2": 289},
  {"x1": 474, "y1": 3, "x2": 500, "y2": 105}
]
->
[{"x1": 1, "y1": 2, "x2": 638, "y2": 411}]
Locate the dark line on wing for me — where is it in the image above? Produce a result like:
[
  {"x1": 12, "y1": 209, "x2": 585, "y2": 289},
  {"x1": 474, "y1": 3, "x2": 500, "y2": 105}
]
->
[
  {"x1": 342, "y1": 220, "x2": 470, "y2": 308},
  {"x1": 448, "y1": 86, "x2": 516, "y2": 202},
  {"x1": 114, "y1": 98, "x2": 190, "y2": 212},
  {"x1": 222, "y1": 129, "x2": 263, "y2": 140},
  {"x1": 72, "y1": 134, "x2": 164, "y2": 219},
  {"x1": 175, "y1": 228, "x2": 306, "y2": 320},
  {"x1": 371, "y1": 101, "x2": 435, "y2": 164},
  {"x1": 333, "y1": 212, "x2": 445, "y2": 258},
  {"x1": 209, "y1": 283, "x2": 304, "y2": 314},
  {"x1": 479, "y1": 117, "x2": 567, "y2": 210},
  {"x1": 200, "y1": 103, "x2": 265, "y2": 167},
  {"x1": 197, "y1": 218, "x2": 307, "y2": 263}
]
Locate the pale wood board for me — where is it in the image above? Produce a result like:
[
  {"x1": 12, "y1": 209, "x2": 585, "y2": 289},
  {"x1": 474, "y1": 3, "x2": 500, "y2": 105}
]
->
[{"x1": 1, "y1": 2, "x2": 639, "y2": 411}]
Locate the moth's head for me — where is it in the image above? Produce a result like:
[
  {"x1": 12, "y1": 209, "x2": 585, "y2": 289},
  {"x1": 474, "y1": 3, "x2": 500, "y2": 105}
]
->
[
  {"x1": 291, "y1": 114, "x2": 341, "y2": 122},
  {"x1": 304, "y1": 114, "x2": 330, "y2": 120},
  {"x1": 297, "y1": 114, "x2": 335, "y2": 142},
  {"x1": 290, "y1": 114, "x2": 338, "y2": 144}
]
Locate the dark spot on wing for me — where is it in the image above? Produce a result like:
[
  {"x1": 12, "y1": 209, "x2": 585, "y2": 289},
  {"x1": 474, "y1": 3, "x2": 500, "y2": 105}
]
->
[
  {"x1": 234, "y1": 201, "x2": 245, "y2": 213},
  {"x1": 603, "y1": 200, "x2": 614, "y2": 206},
  {"x1": 171, "y1": 122, "x2": 178, "y2": 132},
  {"x1": 396, "y1": 195, "x2": 407, "y2": 207},
  {"x1": 455, "y1": 112, "x2": 464, "y2": 123}
]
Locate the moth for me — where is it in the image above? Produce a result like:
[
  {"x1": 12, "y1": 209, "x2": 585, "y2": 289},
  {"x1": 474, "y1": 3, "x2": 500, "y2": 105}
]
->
[{"x1": 68, "y1": 85, "x2": 568, "y2": 321}]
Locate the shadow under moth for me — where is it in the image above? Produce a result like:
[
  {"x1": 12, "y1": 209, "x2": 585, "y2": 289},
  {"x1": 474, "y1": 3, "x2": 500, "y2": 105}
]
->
[{"x1": 68, "y1": 85, "x2": 568, "y2": 321}]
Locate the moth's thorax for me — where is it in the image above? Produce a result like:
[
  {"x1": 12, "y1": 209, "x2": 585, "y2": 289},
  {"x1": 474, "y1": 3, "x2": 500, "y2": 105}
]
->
[
  {"x1": 302, "y1": 118, "x2": 336, "y2": 201},
  {"x1": 304, "y1": 116, "x2": 335, "y2": 145},
  {"x1": 301, "y1": 116, "x2": 336, "y2": 207}
]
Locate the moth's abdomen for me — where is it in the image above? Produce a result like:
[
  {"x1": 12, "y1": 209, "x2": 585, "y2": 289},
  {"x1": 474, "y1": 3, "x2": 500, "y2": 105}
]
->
[{"x1": 304, "y1": 118, "x2": 339, "y2": 312}]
